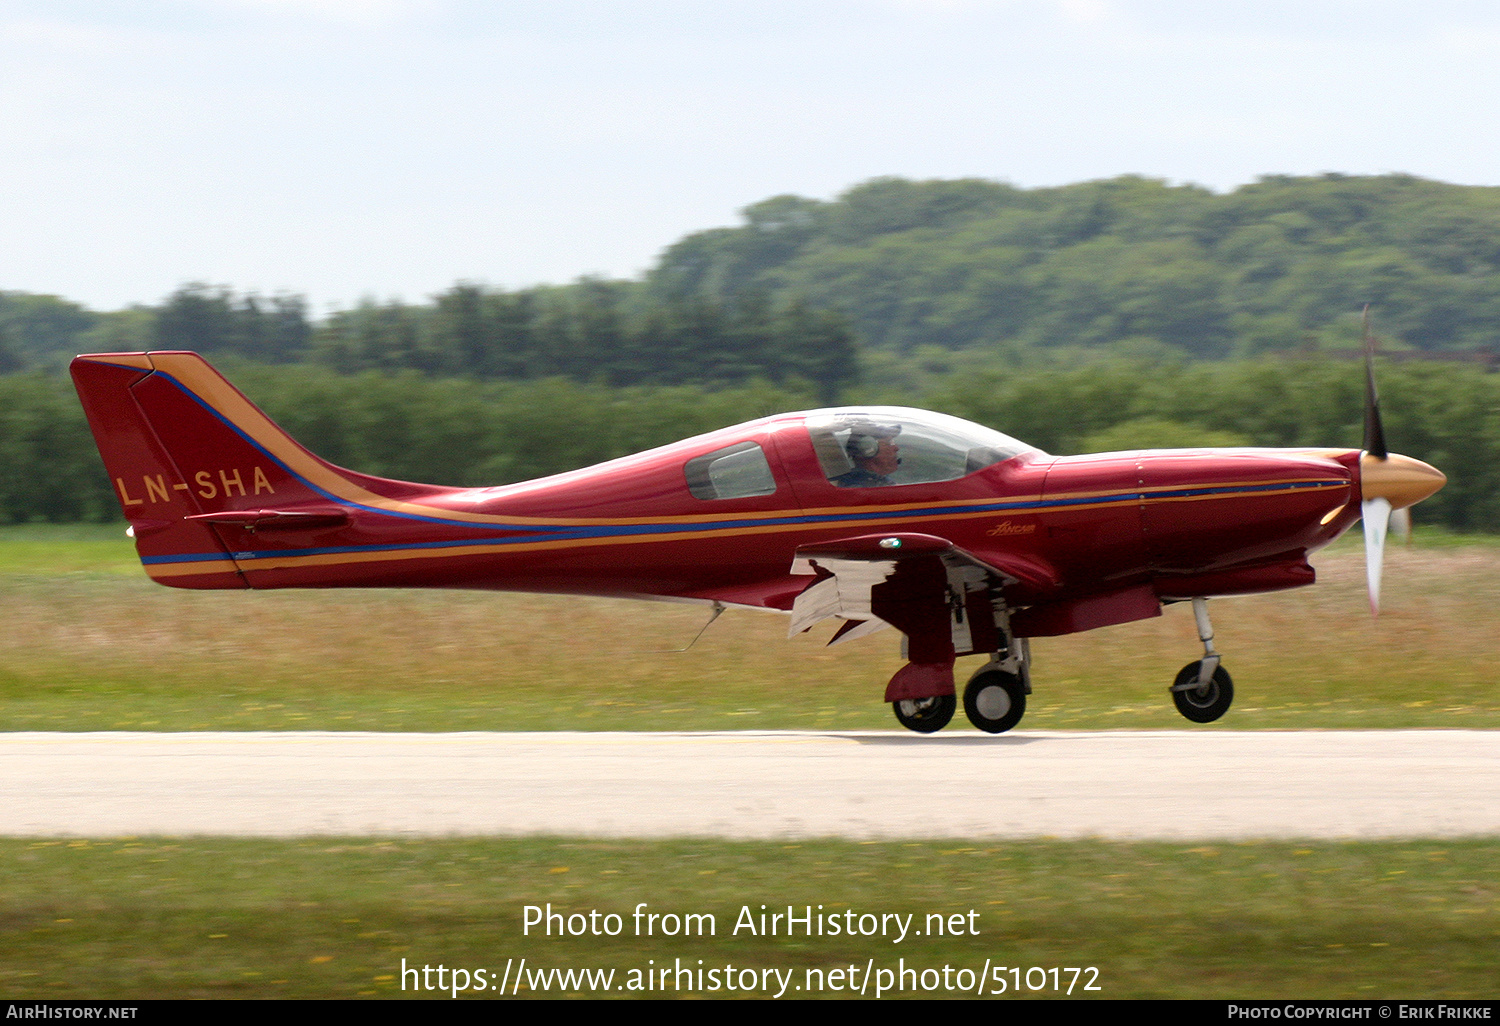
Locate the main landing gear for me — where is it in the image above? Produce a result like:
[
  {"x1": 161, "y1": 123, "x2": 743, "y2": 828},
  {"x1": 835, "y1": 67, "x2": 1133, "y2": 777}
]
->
[
  {"x1": 892, "y1": 694, "x2": 956, "y2": 733},
  {"x1": 962, "y1": 636, "x2": 1030, "y2": 733},
  {"x1": 1170, "y1": 597, "x2": 1234, "y2": 723},
  {"x1": 963, "y1": 667, "x2": 1027, "y2": 734},
  {"x1": 890, "y1": 637, "x2": 1033, "y2": 735}
]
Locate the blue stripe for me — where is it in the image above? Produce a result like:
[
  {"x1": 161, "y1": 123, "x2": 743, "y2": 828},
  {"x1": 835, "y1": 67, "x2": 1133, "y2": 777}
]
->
[
  {"x1": 142, "y1": 551, "x2": 238, "y2": 565},
  {"x1": 140, "y1": 479, "x2": 1346, "y2": 566}
]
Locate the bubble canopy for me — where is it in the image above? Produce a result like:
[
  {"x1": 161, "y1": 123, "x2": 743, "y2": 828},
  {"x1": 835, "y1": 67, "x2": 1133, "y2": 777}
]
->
[{"x1": 803, "y1": 407, "x2": 1042, "y2": 488}]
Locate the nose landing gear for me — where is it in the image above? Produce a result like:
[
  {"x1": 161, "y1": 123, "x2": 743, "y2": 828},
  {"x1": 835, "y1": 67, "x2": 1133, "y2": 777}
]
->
[{"x1": 1170, "y1": 597, "x2": 1234, "y2": 723}]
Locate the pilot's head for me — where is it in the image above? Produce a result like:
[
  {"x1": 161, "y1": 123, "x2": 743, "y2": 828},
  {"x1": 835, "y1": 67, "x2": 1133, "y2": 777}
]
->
[{"x1": 846, "y1": 425, "x2": 901, "y2": 476}]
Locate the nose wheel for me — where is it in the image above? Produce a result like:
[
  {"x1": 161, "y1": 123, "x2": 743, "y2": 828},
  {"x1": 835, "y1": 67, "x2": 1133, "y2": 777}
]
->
[
  {"x1": 1171, "y1": 661, "x2": 1234, "y2": 722},
  {"x1": 1169, "y1": 597, "x2": 1233, "y2": 723}
]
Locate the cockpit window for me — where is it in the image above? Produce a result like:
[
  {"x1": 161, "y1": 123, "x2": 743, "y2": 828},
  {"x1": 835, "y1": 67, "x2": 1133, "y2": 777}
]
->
[
  {"x1": 805, "y1": 407, "x2": 1036, "y2": 488},
  {"x1": 685, "y1": 442, "x2": 778, "y2": 500}
]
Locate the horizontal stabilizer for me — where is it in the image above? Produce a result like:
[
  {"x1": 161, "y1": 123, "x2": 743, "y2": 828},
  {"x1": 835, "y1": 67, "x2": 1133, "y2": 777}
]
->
[{"x1": 186, "y1": 508, "x2": 351, "y2": 532}]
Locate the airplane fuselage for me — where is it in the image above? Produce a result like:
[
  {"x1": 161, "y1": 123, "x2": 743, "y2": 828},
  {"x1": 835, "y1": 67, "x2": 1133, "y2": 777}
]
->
[{"x1": 114, "y1": 384, "x2": 1362, "y2": 638}]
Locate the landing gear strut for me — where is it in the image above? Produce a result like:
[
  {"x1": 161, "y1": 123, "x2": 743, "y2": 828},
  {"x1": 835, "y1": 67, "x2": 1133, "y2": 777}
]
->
[{"x1": 1170, "y1": 597, "x2": 1234, "y2": 723}]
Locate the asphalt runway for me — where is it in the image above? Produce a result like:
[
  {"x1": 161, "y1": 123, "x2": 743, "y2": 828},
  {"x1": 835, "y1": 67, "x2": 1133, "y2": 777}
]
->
[{"x1": 3, "y1": 729, "x2": 1497, "y2": 840}]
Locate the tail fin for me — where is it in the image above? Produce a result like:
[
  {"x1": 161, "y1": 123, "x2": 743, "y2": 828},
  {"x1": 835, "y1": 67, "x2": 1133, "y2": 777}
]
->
[{"x1": 70, "y1": 351, "x2": 375, "y2": 588}]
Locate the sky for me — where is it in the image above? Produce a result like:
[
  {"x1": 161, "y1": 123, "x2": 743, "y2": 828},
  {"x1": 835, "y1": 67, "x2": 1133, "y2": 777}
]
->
[{"x1": 4, "y1": 0, "x2": 1500, "y2": 312}]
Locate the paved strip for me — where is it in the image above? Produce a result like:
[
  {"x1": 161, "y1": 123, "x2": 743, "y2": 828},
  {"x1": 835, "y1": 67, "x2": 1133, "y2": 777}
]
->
[{"x1": 2, "y1": 730, "x2": 1497, "y2": 840}]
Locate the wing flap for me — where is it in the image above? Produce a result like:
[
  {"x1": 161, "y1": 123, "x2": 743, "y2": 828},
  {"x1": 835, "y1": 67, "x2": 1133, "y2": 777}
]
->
[
  {"x1": 787, "y1": 557, "x2": 897, "y2": 637},
  {"x1": 787, "y1": 533, "x2": 1057, "y2": 653}
]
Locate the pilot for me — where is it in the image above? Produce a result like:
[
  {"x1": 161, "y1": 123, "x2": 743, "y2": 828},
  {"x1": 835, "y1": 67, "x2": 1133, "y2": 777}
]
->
[{"x1": 831, "y1": 425, "x2": 901, "y2": 487}]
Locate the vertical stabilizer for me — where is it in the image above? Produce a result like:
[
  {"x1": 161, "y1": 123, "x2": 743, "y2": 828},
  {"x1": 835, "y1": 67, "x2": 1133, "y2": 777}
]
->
[{"x1": 69, "y1": 351, "x2": 362, "y2": 589}]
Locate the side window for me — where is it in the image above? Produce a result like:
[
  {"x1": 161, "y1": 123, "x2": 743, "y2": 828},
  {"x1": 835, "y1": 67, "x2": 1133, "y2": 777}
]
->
[{"x1": 685, "y1": 442, "x2": 778, "y2": 500}]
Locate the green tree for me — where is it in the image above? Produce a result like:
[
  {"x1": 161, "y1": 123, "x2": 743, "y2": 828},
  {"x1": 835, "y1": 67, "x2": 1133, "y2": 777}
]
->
[{"x1": 0, "y1": 291, "x2": 98, "y2": 368}]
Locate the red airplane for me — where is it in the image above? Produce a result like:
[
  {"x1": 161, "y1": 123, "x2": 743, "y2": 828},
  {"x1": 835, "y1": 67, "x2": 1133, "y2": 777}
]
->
[{"x1": 70, "y1": 349, "x2": 1445, "y2": 734}]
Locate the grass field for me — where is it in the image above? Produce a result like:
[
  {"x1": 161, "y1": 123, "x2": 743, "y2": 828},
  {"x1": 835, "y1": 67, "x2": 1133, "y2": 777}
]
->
[
  {"x1": 2, "y1": 525, "x2": 1496, "y2": 1001},
  {"x1": 3, "y1": 836, "x2": 1497, "y2": 1000},
  {"x1": 2, "y1": 524, "x2": 1497, "y2": 732}
]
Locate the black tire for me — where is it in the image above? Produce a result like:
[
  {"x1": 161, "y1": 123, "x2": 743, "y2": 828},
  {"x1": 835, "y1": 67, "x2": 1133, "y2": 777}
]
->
[
  {"x1": 1171, "y1": 661, "x2": 1234, "y2": 723},
  {"x1": 892, "y1": 694, "x2": 956, "y2": 733},
  {"x1": 963, "y1": 668, "x2": 1027, "y2": 734}
]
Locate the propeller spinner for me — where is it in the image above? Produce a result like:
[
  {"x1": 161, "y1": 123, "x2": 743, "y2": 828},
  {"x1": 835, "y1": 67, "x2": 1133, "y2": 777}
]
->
[{"x1": 1358, "y1": 309, "x2": 1446, "y2": 614}]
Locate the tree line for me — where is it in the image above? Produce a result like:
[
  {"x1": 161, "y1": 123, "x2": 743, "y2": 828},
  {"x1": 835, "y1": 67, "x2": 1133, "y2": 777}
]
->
[
  {"x1": 0, "y1": 282, "x2": 860, "y2": 401},
  {"x1": 4, "y1": 359, "x2": 1496, "y2": 532},
  {"x1": 9, "y1": 173, "x2": 1500, "y2": 373},
  {"x1": 648, "y1": 173, "x2": 1500, "y2": 357}
]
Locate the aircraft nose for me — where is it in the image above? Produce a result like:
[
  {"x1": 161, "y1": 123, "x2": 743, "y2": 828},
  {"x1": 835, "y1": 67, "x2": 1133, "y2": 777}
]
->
[{"x1": 1360, "y1": 452, "x2": 1446, "y2": 510}]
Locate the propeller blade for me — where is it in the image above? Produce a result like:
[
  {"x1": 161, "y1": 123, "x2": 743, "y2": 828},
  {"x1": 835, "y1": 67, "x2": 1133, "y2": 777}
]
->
[
  {"x1": 1362, "y1": 496, "x2": 1391, "y2": 616},
  {"x1": 1356, "y1": 314, "x2": 1443, "y2": 518},
  {"x1": 1391, "y1": 505, "x2": 1412, "y2": 546},
  {"x1": 1354, "y1": 307, "x2": 1443, "y2": 616},
  {"x1": 1361, "y1": 306, "x2": 1389, "y2": 460}
]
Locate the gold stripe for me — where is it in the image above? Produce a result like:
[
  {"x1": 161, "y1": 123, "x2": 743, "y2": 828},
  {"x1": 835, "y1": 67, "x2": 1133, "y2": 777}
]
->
[
  {"x1": 1040, "y1": 473, "x2": 1349, "y2": 505},
  {"x1": 221, "y1": 482, "x2": 1339, "y2": 574},
  {"x1": 147, "y1": 353, "x2": 533, "y2": 526},
  {"x1": 79, "y1": 353, "x2": 156, "y2": 371},
  {"x1": 146, "y1": 560, "x2": 241, "y2": 578},
  {"x1": 1141, "y1": 485, "x2": 1347, "y2": 508}
]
